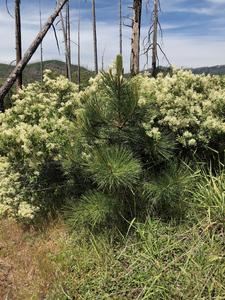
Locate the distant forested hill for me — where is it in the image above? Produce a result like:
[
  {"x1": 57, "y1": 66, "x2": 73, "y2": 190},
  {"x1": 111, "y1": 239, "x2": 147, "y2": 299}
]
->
[
  {"x1": 1, "y1": 61, "x2": 225, "y2": 88},
  {"x1": 157, "y1": 65, "x2": 225, "y2": 76},
  {"x1": 190, "y1": 65, "x2": 225, "y2": 75},
  {"x1": 0, "y1": 60, "x2": 94, "y2": 88}
]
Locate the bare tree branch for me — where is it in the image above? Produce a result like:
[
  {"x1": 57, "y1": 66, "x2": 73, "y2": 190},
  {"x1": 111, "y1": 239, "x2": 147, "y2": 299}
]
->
[
  {"x1": 5, "y1": 0, "x2": 14, "y2": 18},
  {"x1": 0, "y1": 0, "x2": 69, "y2": 109}
]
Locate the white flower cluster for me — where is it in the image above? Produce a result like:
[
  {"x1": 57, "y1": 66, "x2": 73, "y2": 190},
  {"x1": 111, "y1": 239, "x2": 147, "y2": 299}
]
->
[
  {"x1": 136, "y1": 69, "x2": 225, "y2": 147},
  {"x1": 0, "y1": 71, "x2": 80, "y2": 221},
  {"x1": 0, "y1": 156, "x2": 24, "y2": 218},
  {"x1": 79, "y1": 73, "x2": 103, "y2": 101},
  {"x1": 17, "y1": 201, "x2": 38, "y2": 220}
]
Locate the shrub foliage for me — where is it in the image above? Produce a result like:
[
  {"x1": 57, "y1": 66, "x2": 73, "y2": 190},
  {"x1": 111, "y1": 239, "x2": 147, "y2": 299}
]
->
[{"x1": 0, "y1": 57, "x2": 224, "y2": 225}]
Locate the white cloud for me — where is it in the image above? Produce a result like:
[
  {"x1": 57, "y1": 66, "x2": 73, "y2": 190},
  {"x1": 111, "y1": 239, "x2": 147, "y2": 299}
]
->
[
  {"x1": 0, "y1": 1, "x2": 225, "y2": 72},
  {"x1": 207, "y1": 0, "x2": 225, "y2": 4}
]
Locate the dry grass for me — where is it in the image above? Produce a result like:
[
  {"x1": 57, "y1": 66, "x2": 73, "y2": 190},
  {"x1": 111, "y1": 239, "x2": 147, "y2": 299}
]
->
[{"x1": 0, "y1": 218, "x2": 67, "y2": 300}]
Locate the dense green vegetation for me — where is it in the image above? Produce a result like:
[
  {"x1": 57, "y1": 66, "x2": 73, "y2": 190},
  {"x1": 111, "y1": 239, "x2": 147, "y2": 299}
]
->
[{"x1": 0, "y1": 56, "x2": 224, "y2": 299}]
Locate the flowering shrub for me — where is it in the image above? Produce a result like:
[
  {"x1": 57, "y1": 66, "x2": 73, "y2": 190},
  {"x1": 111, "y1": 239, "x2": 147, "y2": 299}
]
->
[
  {"x1": 0, "y1": 61, "x2": 225, "y2": 224},
  {"x1": 0, "y1": 71, "x2": 80, "y2": 221},
  {"x1": 136, "y1": 69, "x2": 225, "y2": 149}
]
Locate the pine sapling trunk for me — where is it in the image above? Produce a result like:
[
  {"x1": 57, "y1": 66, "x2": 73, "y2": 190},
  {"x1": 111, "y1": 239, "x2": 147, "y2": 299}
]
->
[
  {"x1": 130, "y1": 0, "x2": 142, "y2": 76},
  {"x1": 15, "y1": 0, "x2": 22, "y2": 91},
  {"x1": 152, "y1": 0, "x2": 158, "y2": 77},
  {"x1": 92, "y1": 0, "x2": 98, "y2": 74}
]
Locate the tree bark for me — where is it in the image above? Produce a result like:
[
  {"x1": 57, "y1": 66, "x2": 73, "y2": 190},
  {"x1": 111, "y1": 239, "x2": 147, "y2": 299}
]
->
[
  {"x1": 15, "y1": 0, "x2": 22, "y2": 91},
  {"x1": 119, "y1": 0, "x2": 123, "y2": 56},
  {"x1": 66, "y1": 1, "x2": 72, "y2": 79},
  {"x1": 152, "y1": 0, "x2": 158, "y2": 77},
  {"x1": 77, "y1": 1, "x2": 81, "y2": 91},
  {"x1": 39, "y1": 0, "x2": 44, "y2": 83},
  {"x1": 130, "y1": 0, "x2": 142, "y2": 76},
  {"x1": 59, "y1": 1, "x2": 72, "y2": 81},
  {"x1": 92, "y1": 0, "x2": 98, "y2": 74},
  {"x1": 0, "y1": 0, "x2": 69, "y2": 108}
]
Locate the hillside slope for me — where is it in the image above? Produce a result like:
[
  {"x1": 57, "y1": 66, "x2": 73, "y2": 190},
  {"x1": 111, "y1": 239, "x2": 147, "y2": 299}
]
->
[
  {"x1": 190, "y1": 65, "x2": 225, "y2": 75},
  {"x1": 0, "y1": 60, "x2": 94, "y2": 87},
  {"x1": 1, "y1": 61, "x2": 225, "y2": 88}
]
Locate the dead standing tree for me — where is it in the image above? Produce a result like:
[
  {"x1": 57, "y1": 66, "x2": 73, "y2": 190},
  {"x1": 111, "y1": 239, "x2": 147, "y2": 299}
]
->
[
  {"x1": 15, "y1": 0, "x2": 22, "y2": 91},
  {"x1": 58, "y1": 0, "x2": 72, "y2": 80},
  {"x1": 119, "y1": 0, "x2": 123, "y2": 56},
  {"x1": 130, "y1": 0, "x2": 142, "y2": 76},
  {"x1": 66, "y1": 0, "x2": 72, "y2": 72},
  {"x1": 143, "y1": 0, "x2": 170, "y2": 77},
  {"x1": 0, "y1": 0, "x2": 69, "y2": 110},
  {"x1": 92, "y1": 0, "x2": 98, "y2": 74},
  {"x1": 152, "y1": 0, "x2": 158, "y2": 77},
  {"x1": 77, "y1": 0, "x2": 81, "y2": 91},
  {"x1": 39, "y1": 0, "x2": 44, "y2": 82}
]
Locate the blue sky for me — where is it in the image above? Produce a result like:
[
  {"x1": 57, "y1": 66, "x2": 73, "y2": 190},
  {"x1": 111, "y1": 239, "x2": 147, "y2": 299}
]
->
[{"x1": 0, "y1": 0, "x2": 225, "y2": 70}]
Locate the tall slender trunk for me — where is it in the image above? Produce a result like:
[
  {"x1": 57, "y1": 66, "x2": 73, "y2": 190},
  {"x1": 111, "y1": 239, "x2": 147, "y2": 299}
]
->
[
  {"x1": 92, "y1": 0, "x2": 98, "y2": 74},
  {"x1": 0, "y1": 0, "x2": 69, "y2": 107},
  {"x1": 58, "y1": 0, "x2": 71, "y2": 80},
  {"x1": 39, "y1": 0, "x2": 44, "y2": 83},
  {"x1": 119, "y1": 0, "x2": 123, "y2": 56},
  {"x1": 66, "y1": 1, "x2": 72, "y2": 78},
  {"x1": 15, "y1": 0, "x2": 22, "y2": 91},
  {"x1": 152, "y1": 0, "x2": 158, "y2": 77},
  {"x1": 77, "y1": 1, "x2": 81, "y2": 91},
  {"x1": 130, "y1": 0, "x2": 142, "y2": 76}
]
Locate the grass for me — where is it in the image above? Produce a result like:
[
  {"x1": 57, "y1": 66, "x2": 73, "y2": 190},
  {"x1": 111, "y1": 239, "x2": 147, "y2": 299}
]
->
[
  {"x1": 45, "y1": 219, "x2": 224, "y2": 300},
  {"x1": 0, "y1": 211, "x2": 224, "y2": 299},
  {"x1": 0, "y1": 169, "x2": 224, "y2": 299},
  {"x1": 0, "y1": 168, "x2": 224, "y2": 299}
]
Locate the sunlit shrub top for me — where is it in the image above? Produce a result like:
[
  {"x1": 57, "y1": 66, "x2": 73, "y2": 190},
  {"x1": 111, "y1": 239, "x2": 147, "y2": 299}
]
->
[
  {"x1": 0, "y1": 70, "x2": 80, "y2": 171},
  {"x1": 135, "y1": 69, "x2": 225, "y2": 147}
]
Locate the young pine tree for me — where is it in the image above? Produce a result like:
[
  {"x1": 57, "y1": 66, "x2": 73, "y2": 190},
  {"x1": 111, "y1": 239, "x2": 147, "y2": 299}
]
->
[{"x1": 67, "y1": 55, "x2": 178, "y2": 229}]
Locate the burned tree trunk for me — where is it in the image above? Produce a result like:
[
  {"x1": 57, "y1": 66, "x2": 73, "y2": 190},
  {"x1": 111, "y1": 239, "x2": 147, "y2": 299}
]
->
[
  {"x1": 152, "y1": 0, "x2": 158, "y2": 77},
  {"x1": 0, "y1": 0, "x2": 69, "y2": 108},
  {"x1": 39, "y1": 0, "x2": 44, "y2": 83},
  {"x1": 143, "y1": 0, "x2": 169, "y2": 76},
  {"x1": 59, "y1": 0, "x2": 72, "y2": 81},
  {"x1": 77, "y1": 3, "x2": 81, "y2": 91},
  {"x1": 130, "y1": 0, "x2": 142, "y2": 76},
  {"x1": 66, "y1": 1, "x2": 72, "y2": 78},
  {"x1": 15, "y1": 0, "x2": 22, "y2": 91},
  {"x1": 119, "y1": 0, "x2": 123, "y2": 56},
  {"x1": 92, "y1": 0, "x2": 98, "y2": 74}
]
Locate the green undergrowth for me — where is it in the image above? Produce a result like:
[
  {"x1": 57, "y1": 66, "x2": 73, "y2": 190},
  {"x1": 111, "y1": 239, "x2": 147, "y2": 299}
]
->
[
  {"x1": 0, "y1": 168, "x2": 224, "y2": 299},
  {"x1": 45, "y1": 217, "x2": 224, "y2": 300},
  {"x1": 45, "y1": 168, "x2": 225, "y2": 299}
]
